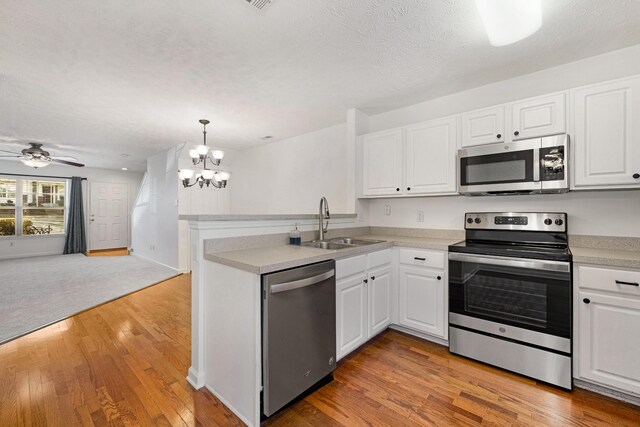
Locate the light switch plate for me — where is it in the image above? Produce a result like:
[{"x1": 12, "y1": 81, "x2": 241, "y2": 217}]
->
[
  {"x1": 417, "y1": 210, "x2": 424, "y2": 222},
  {"x1": 384, "y1": 204, "x2": 391, "y2": 216}
]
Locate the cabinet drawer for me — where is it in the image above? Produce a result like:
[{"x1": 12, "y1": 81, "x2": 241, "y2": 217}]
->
[
  {"x1": 336, "y1": 255, "x2": 367, "y2": 279},
  {"x1": 578, "y1": 265, "x2": 640, "y2": 296},
  {"x1": 368, "y1": 249, "x2": 392, "y2": 269},
  {"x1": 399, "y1": 248, "x2": 445, "y2": 269}
]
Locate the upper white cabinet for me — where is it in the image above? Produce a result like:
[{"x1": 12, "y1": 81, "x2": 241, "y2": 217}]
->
[
  {"x1": 571, "y1": 76, "x2": 640, "y2": 189},
  {"x1": 362, "y1": 129, "x2": 403, "y2": 196},
  {"x1": 461, "y1": 105, "x2": 505, "y2": 147},
  {"x1": 510, "y1": 93, "x2": 566, "y2": 140},
  {"x1": 405, "y1": 117, "x2": 458, "y2": 194},
  {"x1": 461, "y1": 93, "x2": 566, "y2": 147},
  {"x1": 361, "y1": 117, "x2": 458, "y2": 197}
]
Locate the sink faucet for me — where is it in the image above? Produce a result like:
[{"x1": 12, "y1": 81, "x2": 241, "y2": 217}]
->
[{"x1": 318, "y1": 197, "x2": 330, "y2": 240}]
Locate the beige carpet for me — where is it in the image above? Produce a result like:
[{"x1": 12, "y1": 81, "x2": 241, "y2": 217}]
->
[{"x1": 0, "y1": 254, "x2": 178, "y2": 344}]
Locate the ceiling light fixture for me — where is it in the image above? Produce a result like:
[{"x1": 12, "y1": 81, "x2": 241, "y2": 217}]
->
[
  {"x1": 178, "y1": 120, "x2": 230, "y2": 189},
  {"x1": 474, "y1": 0, "x2": 542, "y2": 47},
  {"x1": 21, "y1": 157, "x2": 51, "y2": 168}
]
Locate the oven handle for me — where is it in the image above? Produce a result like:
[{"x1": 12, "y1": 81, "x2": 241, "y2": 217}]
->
[{"x1": 449, "y1": 252, "x2": 570, "y2": 273}]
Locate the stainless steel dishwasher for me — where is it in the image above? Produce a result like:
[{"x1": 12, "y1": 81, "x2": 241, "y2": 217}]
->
[{"x1": 262, "y1": 260, "x2": 336, "y2": 417}]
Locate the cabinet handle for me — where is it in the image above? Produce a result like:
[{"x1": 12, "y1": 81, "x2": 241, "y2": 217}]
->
[
  {"x1": 414, "y1": 257, "x2": 426, "y2": 261},
  {"x1": 396, "y1": 188, "x2": 400, "y2": 192},
  {"x1": 363, "y1": 279, "x2": 368, "y2": 284},
  {"x1": 407, "y1": 187, "x2": 411, "y2": 191},
  {"x1": 615, "y1": 280, "x2": 639, "y2": 287},
  {"x1": 514, "y1": 131, "x2": 520, "y2": 136},
  {"x1": 437, "y1": 276, "x2": 442, "y2": 280},
  {"x1": 496, "y1": 134, "x2": 502, "y2": 139},
  {"x1": 633, "y1": 173, "x2": 640, "y2": 179},
  {"x1": 371, "y1": 276, "x2": 375, "y2": 280},
  {"x1": 583, "y1": 298, "x2": 591, "y2": 304}
]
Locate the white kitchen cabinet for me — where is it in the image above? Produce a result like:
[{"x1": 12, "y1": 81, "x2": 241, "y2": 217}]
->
[
  {"x1": 461, "y1": 105, "x2": 505, "y2": 147},
  {"x1": 362, "y1": 128, "x2": 403, "y2": 196},
  {"x1": 576, "y1": 264, "x2": 640, "y2": 395},
  {"x1": 396, "y1": 248, "x2": 447, "y2": 339},
  {"x1": 571, "y1": 76, "x2": 640, "y2": 189},
  {"x1": 510, "y1": 92, "x2": 566, "y2": 140},
  {"x1": 336, "y1": 272, "x2": 368, "y2": 360},
  {"x1": 368, "y1": 264, "x2": 392, "y2": 337},
  {"x1": 405, "y1": 117, "x2": 458, "y2": 194},
  {"x1": 335, "y1": 249, "x2": 392, "y2": 360}
]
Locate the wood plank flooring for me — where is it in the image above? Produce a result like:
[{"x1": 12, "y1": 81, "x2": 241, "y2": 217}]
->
[{"x1": 1, "y1": 274, "x2": 639, "y2": 426}]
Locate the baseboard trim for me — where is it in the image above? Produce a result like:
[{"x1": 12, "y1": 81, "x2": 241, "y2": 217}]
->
[
  {"x1": 0, "y1": 250, "x2": 61, "y2": 260},
  {"x1": 205, "y1": 384, "x2": 256, "y2": 427},
  {"x1": 574, "y1": 379, "x2": 640, "y2": 407},
  {"x1": 186, "y1": 367, "x2": 205, "y2": 390},
  {"x1": 389, "y1": 324, "x2": 449, "y2": 347},
  {"x1": 129, "y1": 252, "x2": 178, "y2": 272}
]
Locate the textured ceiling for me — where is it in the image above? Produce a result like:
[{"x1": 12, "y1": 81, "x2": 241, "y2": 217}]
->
[{"x1": 1, "y1": 0, "x2": 640, "y2": 171}]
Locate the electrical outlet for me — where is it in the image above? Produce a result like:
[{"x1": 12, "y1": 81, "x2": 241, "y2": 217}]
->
[
  {"x1": 417, "y1": 210, "x2": 424, "y2": 222},
  {"x1": 384, "y1": 204, "x2": 391, "y2": 216}
]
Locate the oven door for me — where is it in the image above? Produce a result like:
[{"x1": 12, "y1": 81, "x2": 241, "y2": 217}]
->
[
  {"x1": 449, "y1": 252, "x2": 571, "y2": 352},
  {"x1": 458, "y1": 139, "x2": 541, "y2": 195}
]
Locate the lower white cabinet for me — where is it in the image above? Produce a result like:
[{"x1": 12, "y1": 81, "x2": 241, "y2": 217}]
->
[
  {"x1": 397, "y1": 266, "x2": 445, "y2": 338},
  {"x1": 396, "y1": 247, "x2": 447, "y2": 339},
  {"x1": 336, "y1": 250, "x2": 392, "y2": 360},
  {"x1": 576, "y1": 264, "x2": 640, "y2": 395}
]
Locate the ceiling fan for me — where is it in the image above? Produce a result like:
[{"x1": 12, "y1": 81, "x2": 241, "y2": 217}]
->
[{"x1": 0, "y1": 142, "x2": 85, "y2": 168}]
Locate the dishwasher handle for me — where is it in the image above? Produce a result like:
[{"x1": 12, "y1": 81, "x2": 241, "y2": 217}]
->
[{"x1": 270, "y1": 269, "x2": 335, "y2": 294}]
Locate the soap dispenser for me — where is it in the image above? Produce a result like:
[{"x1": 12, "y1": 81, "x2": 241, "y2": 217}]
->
[{"x1": 289, "y1": 223, "x2": 301, "y2": 245}]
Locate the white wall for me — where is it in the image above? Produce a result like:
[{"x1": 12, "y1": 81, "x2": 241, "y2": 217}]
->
[
  {"x1": 0, "y1": 160, "x2": 143, "y2": 259},
  {"x1": 230, "y1": 123, "x2": 349, "y2": 214},
  {"x1": 367, "y1": 44, "x2": 640, "y2": 133},
  {"x1": 368, "y1": 191, "x2": 640, "y2": 237},
  {"x1": 131, "y1": 147, "x2": 180, "y2": 269}
]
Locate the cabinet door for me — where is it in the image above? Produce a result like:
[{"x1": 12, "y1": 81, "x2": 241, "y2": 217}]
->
[
  {"x1": 362, "y1": 129, "x2": 403, "y2": 196},
  {"x1": 572, "y1": 77, "x2": 640, "y2": 188},
  {"x1": 405, "y1": 117, "x2": 458, "y2": 194},
  {"x1": 367, "y1": 264, "x2": 392, "y2": 338},
  {"x1": 398, "y1": 266, "x2": 445, "y2": 337},
  {"x1": 578, "y1": 291, "x2": 640, "y2": 394},
  {"x1": 510, "y1": 93, "x2": 566, "y2": 140},
  {"x1": 336, "y1": 273, "x2": 368, "y2": 360},
  {"x1": 461, "y1": 105, "x2": 505, "y2": 147}
]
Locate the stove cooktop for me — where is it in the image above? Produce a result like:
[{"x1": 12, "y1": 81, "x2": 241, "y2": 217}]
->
[{"x1": 448, "y1": 240, "x2": 572, "y2": 262}]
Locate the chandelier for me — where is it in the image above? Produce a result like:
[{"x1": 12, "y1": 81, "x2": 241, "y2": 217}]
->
[{"x1": 178, "y1": 119, "x2": 230, "y2": 188}]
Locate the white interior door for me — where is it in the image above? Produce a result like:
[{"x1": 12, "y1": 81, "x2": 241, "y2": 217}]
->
[{"x1": 89, "y1": 182, "x2": 129, "y2": 250}]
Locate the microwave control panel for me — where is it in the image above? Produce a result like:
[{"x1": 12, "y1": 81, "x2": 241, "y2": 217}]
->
[{"x1": 540, "y1": 145, "x2": 565, "y2": 181}]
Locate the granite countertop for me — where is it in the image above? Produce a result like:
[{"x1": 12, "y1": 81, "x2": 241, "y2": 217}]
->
[
  {"x1": 204, "y1": 235, "x2": 463, "y2": 274},
  {"x1": 571, "y1": 247, "x2": 640, "y2": 269}
]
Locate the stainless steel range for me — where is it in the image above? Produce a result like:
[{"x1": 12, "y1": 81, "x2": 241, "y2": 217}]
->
[{"x1": 448, "y1": 212, "x2": 572, "y2": 389}]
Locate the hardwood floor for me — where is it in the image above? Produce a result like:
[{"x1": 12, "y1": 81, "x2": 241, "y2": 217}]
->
[{"x1": 1, "y1": 274, "x2": 639, "y2": 426}]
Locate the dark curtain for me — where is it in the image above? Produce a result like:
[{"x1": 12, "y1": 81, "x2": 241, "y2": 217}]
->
[{"x1": 63, "y1": 176, "x2": 87, "y2": 254}]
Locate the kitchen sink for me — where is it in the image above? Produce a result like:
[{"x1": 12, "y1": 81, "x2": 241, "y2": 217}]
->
[
  {"x1": 328, "y1": 237, "x2": 386, "y2": 246},
  {"x1": 301, "y1": 241, "x2": 354, "y2": 250},
  {"x1": 301, "y1": 237, "x2": 386, "y2": 250}
]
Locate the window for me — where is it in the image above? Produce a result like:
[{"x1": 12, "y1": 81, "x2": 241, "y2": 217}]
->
[{"x1": 0, "y1": 177, "x2": 66, "y2": 236}]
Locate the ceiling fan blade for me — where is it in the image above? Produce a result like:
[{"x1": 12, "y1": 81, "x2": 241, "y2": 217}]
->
[
  {"x1": 0, "y1": 155, "x2": 20, "y2": 158},
  {"x1": 50, "y1": 158, "x2": 85, "y2": 167},
  {"x1": 51, "y1": 155, "x2": 80, "y2": 162},
  {"x1": 0, "y1": 149, "x2": 21, "y2": 155}
]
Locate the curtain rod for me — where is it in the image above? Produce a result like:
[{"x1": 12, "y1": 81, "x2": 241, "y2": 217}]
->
[{"x1": 0, "y1": 172, "x2": 87, "y2": 180}]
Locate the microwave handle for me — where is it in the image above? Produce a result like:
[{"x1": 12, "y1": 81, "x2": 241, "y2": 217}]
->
[{"x1": 533, "y1": 148, "x2": 540, "y2": 182}]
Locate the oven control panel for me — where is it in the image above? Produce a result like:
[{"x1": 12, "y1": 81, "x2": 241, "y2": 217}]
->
[{"x1": 465, "y1": 212, "x2": 567, "y2": 232}]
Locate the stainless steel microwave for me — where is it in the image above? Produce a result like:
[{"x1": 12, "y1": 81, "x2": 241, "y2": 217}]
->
[{"x1": 458, "y1": 134, "x2": 569, "y2": 196}]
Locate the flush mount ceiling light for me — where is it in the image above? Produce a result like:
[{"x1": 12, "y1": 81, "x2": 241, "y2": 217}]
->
[
  {"x1": 178, "y1": 120, "x2": 230, "y2": 189},
  {"x1": 474, "y1": 0, "x2": 542, "y2": 47}
]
